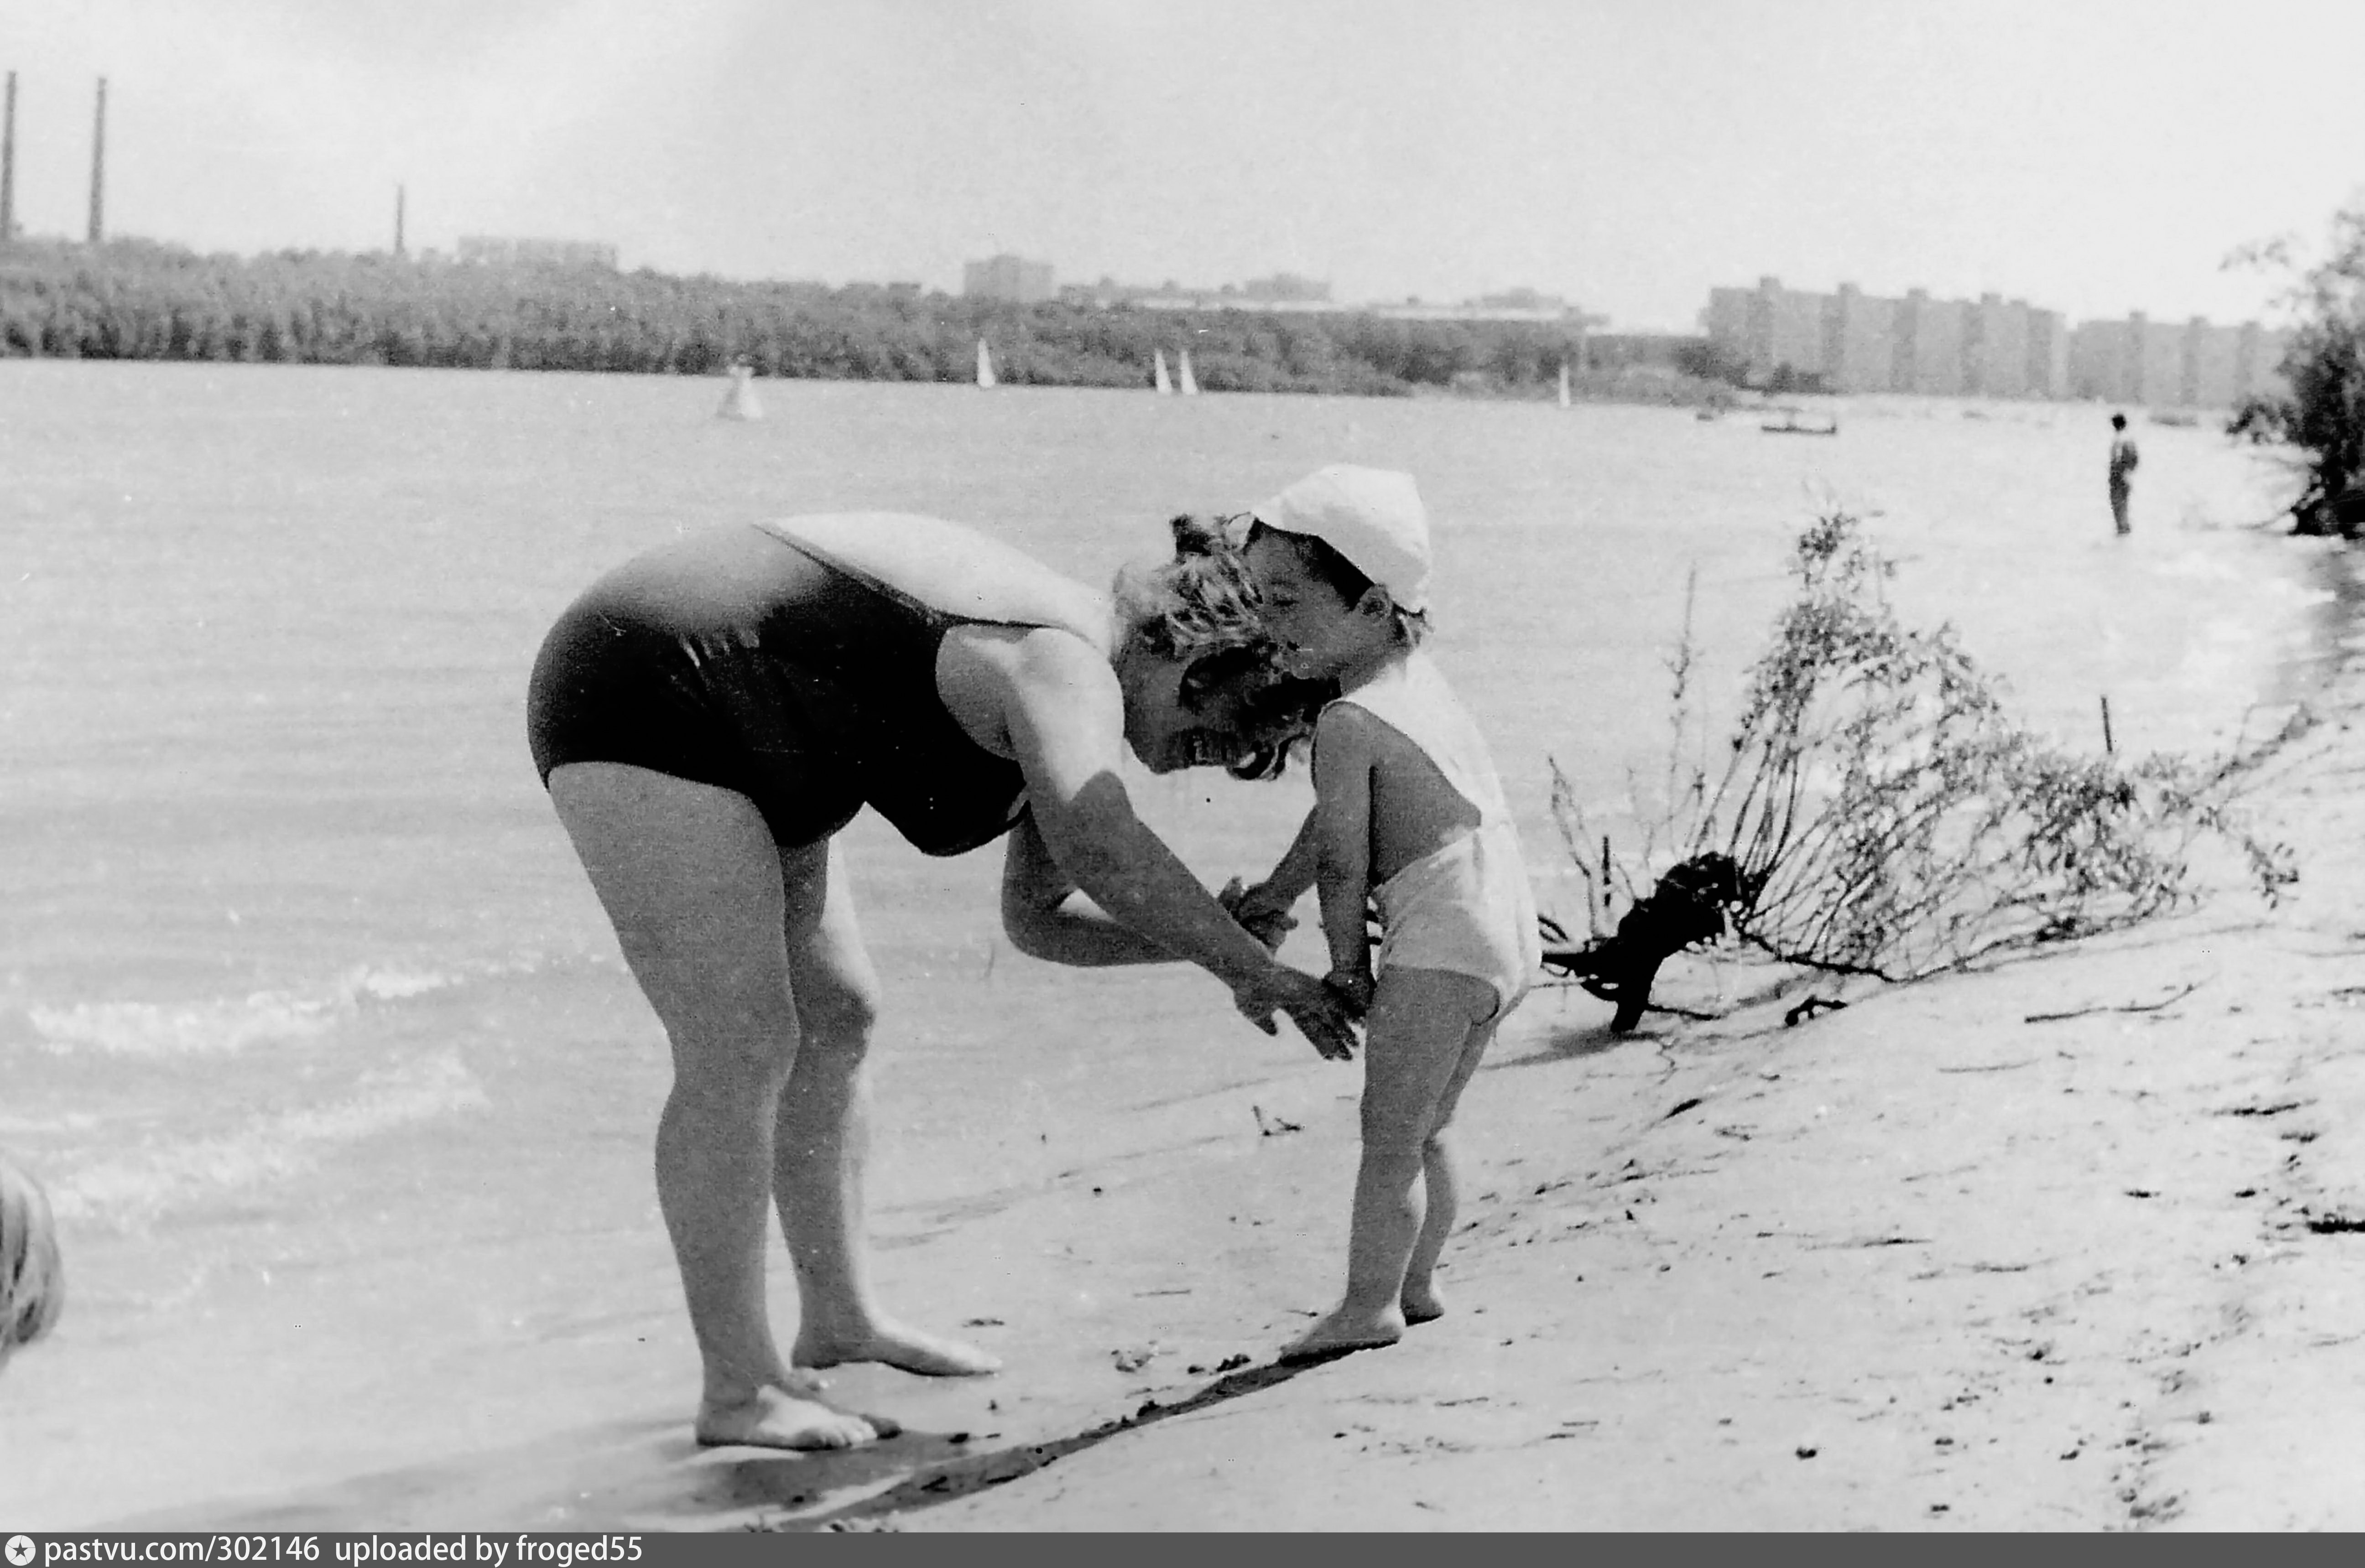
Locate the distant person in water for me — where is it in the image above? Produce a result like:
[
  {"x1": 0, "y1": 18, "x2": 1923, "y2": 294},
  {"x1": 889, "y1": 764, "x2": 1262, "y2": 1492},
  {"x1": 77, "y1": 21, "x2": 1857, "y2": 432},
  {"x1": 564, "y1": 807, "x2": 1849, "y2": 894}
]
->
[
  {"x1": 1227, "y1": 466, "x2": 1542, "y2": 1361},
  {"x1": 2108, "y1": 413, "x2": 2140, "y2": 536},
  {"x1": 528, "y1": 508, "x2": 1355, "y2": 1451},
  {"x1": 1, "y1": 1153, "x2": 65, "y2": 1374}
]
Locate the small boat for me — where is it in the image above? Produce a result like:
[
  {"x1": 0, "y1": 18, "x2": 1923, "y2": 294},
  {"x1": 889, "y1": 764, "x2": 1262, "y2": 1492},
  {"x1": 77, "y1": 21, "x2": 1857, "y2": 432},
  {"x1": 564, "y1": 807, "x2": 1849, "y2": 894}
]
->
[
  {"x1": 1558, "y1": 360, "x2": 1572, "y2": 409},
  {"x1": 1693, "y1": 406, "x2": 1721, "y2": 422},
  {"x1": 1761, "y1": 405, "x2": 1838, "y2": 436},
  {"x1": 975, "y1": 338, "x2": 996, "y2": 389},
  {"x1": 1178, "y1": 347, "x2": 1199, "y2": 396},
  {"x1": 1153, "y1": 348, "x2": 1173, "y2": 395}
]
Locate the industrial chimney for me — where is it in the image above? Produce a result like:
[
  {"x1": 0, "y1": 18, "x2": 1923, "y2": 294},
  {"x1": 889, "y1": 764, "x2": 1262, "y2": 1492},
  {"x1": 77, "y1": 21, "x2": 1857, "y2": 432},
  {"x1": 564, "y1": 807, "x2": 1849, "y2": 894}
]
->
[
  {"x1": 87, "y1": 76, "x2": 105, "y2": 244},
  {"x1": 2, "y1": 73, "x2": 16, "y2": 244}
]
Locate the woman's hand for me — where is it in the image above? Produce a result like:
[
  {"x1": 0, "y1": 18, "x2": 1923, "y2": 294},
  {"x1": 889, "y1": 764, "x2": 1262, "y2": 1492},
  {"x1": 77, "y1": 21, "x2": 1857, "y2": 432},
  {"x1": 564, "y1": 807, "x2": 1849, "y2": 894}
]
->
[{"x1": 1232, "y1": 964, "x2": 1359, "y2": 1062}]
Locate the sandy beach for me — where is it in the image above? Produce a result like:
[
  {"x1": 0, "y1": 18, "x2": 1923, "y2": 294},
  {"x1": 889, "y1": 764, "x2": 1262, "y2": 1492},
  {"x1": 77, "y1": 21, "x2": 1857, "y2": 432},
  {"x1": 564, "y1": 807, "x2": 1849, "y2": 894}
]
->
[
  {"x1": 868, "y1": 676, "x2": 2365, "y2": 1532},
  {"x1": 828, "y1": 661, "x2": 2365, "y2": 1533},
  {"x1": 6, "y1": 636, "x2": 2348, "y2": 1535}
]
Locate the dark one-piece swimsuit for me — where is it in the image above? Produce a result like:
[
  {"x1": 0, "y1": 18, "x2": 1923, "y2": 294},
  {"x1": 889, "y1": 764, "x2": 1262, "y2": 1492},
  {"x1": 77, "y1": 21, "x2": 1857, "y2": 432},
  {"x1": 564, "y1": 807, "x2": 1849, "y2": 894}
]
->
[{"x1": 526, "y1": 521, "x2": 1057, "y2": 855}]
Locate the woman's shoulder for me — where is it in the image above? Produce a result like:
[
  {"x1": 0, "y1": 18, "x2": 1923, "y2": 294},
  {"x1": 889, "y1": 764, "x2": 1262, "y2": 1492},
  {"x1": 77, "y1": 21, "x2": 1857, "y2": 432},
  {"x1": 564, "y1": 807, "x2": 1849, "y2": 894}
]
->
[{"x1": 764, "y1": 514, "x2": 1109, "y2": 646}]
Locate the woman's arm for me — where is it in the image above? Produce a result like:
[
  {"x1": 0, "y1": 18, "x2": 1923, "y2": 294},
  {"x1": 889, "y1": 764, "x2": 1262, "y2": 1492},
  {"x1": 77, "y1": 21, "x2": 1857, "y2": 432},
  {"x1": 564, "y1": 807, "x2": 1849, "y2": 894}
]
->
[
  {"x1": 995, "y1": 631, "x2": 1356, "y2": 1059},
  {"x1": 1000, "y1": 811, "x2": 1178, "y2": 966},
  {"x1": 1312, "y1": 706, "x2": 1378, "y2": 1011},
  {"x1": 996, "y1": 632, "x2": 1284, "y2": 990}
]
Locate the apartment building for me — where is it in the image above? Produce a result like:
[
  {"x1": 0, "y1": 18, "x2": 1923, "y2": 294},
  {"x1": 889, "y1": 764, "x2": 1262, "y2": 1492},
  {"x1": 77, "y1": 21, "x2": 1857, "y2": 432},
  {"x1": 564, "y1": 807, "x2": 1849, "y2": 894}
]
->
[
  {"x1": 962, "y1": 254, "x2": 1056, "y2": 303},
  {"x1": 1704, "y1": 275, "x2": 2284, "y2": 405}
]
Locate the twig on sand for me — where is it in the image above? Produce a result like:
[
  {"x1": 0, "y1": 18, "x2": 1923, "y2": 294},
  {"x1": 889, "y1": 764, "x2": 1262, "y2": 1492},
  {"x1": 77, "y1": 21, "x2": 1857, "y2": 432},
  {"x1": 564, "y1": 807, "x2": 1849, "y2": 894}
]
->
[
  {"x1": 2023, "y1": 978, "x2": 2206, "y2": 1024},
  {"x1": 1252, "y1": 1105, "x2": 1303, "y2": 1137}
]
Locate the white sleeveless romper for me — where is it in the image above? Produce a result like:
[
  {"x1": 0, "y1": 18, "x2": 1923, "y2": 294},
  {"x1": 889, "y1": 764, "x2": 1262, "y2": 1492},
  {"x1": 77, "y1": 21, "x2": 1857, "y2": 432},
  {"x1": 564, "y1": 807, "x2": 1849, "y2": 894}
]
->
[{"x1": 1332, "y1": 653, "x2": 1543, "y2": 1018}]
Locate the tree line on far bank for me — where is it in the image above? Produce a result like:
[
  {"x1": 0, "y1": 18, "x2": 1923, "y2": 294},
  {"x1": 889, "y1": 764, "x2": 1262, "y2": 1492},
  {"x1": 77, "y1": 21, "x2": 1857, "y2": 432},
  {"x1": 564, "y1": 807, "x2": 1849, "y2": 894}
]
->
[{"x1": 0, "y1": 236, "x2": 1688, "y2": 400}]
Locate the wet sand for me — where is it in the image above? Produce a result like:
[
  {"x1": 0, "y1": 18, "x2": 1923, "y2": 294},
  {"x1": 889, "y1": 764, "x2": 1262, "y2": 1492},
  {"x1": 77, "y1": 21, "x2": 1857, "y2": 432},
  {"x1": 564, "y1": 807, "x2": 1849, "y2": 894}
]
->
[{"x1": 6, "y1": 663, "x2": 2357, "y2": 1533}]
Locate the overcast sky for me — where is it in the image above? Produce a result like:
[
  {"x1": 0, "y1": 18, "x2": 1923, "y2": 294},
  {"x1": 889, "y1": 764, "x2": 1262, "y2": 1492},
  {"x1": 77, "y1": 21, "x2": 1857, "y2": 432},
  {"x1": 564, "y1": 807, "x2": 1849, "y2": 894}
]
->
[{"x1": 5, "y1": 0, "x2": 2360, "y2": 330}]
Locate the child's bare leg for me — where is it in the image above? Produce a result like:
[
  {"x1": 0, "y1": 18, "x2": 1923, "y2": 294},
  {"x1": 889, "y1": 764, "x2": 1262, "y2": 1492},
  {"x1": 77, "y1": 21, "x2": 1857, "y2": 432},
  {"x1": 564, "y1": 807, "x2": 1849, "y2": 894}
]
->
[
  {"x1": 1402, "y1": 1012, "x2": 1500, "y2": 1323},
  {"x1": 1284, "y1": 967, "x2": 1496, "y2": 1362}
]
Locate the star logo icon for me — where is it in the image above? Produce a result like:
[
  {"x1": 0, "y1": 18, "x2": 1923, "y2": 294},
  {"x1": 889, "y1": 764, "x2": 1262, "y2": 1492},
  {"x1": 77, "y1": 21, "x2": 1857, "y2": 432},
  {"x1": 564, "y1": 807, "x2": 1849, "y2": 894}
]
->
[{"x1": 5, "y1": 1535, "x2": 36, "y2": 1566}]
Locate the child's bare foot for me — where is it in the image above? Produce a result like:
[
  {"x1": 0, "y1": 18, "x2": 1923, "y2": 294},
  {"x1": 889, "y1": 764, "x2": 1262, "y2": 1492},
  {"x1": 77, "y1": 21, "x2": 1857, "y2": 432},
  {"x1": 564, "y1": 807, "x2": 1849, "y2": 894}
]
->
[
  {"x1": 1400, "y1": 1280, "x2": 1447, "y2": 1324},
  {"x1": 793, "y1": 1319, "x2": 1001, "y2": 1377},
  {"x1": 694, "y1": 1379, "x2": 898, "y2": 1451},
  {"x1": 1279, "y1": 1303, "x2": 1406, "y2": 1363}
]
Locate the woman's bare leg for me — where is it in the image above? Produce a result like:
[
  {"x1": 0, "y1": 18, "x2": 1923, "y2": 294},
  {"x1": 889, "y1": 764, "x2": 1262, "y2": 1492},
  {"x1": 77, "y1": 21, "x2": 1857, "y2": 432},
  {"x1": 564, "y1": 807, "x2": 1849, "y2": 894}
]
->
[
  {"x1": 773, "y1": 836, "x2": 998, "y2": 1376},
  {"x1": 546, "y1": 762, "x2": 879, "y2": 1450},
  {"x1": 1282, "y1": 966, "x2": 1496, "y2": 1362},
  {"x1": 1401, "y1": 1008, "x2": 1502, "y2": 1324}
]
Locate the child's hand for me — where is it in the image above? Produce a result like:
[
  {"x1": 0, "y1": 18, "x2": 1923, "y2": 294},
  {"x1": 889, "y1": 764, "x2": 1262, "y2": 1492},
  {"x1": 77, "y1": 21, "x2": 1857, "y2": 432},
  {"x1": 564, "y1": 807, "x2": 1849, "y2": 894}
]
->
[
  {"x1": 1323, "y1": 965, "x2": 1376, "y2": 1017},
  {"x1": 1219, "y1": 876, "x2": 1298, "y2": 953}
]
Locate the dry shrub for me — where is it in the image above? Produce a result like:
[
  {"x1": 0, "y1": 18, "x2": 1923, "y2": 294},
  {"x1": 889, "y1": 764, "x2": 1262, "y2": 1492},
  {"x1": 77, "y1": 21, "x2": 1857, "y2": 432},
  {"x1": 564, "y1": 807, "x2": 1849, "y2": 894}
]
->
[{"x1": 1551, "y1": 511, "x2": 2295, "y2": 989}]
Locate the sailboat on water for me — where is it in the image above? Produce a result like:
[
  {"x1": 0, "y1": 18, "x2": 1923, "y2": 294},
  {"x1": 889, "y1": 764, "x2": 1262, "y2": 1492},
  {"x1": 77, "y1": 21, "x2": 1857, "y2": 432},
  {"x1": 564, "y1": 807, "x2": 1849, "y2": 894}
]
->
[
  {"x1": 1178, "y1": 347, "x2": 1199, "y2": 396},
  {"x1": 716, "y1": 359, "x2": 764, "y2": 421},
  {"x1": 975, "y1": 339, "x2": 997, "y2": 389},
  {"x1": 1153, "y1": 348, "x2": 1173, "y2": 395}
]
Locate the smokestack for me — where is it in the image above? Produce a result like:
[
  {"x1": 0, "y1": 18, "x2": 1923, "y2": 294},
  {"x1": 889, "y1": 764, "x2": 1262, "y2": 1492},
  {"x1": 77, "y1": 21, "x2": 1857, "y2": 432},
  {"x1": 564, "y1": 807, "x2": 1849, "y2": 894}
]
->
[
  {"x1": 3, "y1": 73, "x2": 16, "y2": 244},
  {"x1": 87, "y1": 76, "x2": 105, "y2": 244},
  {"x1": 394, "y1": 183, "x2": 406, "y2": 256}
]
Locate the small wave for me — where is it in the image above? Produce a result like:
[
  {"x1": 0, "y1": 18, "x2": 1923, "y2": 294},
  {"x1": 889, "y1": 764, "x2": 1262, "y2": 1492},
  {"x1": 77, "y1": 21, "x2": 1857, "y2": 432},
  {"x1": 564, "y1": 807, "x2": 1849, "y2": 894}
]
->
[
  {"x1": 20, "y1": 964, "x2": 480, "y2": 1057},
  {"x1": 26, "y1": 992, "x2": 340, "y2": 1056},
  {"x1": 44, "y1": 1050, "x2": 490, "y2": 1229}
]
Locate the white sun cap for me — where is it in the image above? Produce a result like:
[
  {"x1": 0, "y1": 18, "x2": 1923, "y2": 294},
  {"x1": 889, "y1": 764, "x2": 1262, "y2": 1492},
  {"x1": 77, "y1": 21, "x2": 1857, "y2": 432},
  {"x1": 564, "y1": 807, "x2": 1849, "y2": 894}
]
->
[{"x1": 1251, "y1": 464, "x2": 1433, "y2": 613}]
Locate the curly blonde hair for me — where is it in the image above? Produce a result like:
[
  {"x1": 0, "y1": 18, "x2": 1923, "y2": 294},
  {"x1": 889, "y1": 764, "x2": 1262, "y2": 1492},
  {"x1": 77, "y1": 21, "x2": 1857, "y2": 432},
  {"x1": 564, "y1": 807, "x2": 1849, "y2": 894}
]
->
[
  {"x1": 1112, "y1": 515, "x2": 1332, "y2": 779},
  {"x1": 1110, "y1": 514, "x2": 1269, "y2": 661}
]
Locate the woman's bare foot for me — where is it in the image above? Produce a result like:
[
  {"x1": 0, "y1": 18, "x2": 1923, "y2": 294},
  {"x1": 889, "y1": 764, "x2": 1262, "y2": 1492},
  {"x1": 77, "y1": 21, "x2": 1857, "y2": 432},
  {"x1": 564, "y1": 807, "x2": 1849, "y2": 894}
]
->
[
  {"x1": 793, "y1": 1319, "x2": 1001, "y2": 1377},
  {"x1": 1400, "y1": 1280, "x2": 1447, "y2": 1324},
  {"x1": 1279, "y1": 1303, "x2": 1406, "y2": 1364},
  {"x1": 694, "y1": 1379, "x2": 900, "y2": 1451}
]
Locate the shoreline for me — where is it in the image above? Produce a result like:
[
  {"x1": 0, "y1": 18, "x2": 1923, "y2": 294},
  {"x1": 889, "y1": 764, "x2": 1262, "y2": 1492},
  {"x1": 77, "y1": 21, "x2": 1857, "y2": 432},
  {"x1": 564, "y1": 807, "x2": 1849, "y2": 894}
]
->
[{"x1": 0, "y1": 353, "x2": 2281, "y2": 431}]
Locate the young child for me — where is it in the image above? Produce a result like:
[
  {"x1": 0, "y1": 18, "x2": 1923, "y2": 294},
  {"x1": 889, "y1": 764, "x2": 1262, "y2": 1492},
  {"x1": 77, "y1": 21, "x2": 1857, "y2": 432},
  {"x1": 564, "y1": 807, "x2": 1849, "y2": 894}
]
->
[
  {"x1": 1231, "y1": 464, "x2": 1542, "y2": 1359},
  {"x1": 1, "y1": 1151, "x2": 65, "y2": 1374}
]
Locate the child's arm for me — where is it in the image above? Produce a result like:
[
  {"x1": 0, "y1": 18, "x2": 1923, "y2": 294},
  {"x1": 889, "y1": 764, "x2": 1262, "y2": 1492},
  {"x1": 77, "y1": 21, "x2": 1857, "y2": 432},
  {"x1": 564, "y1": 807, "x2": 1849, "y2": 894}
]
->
[
  {"x1": 1310, "y1": 706, "x2": 1378, "y2": 1013},
  {"x1": 1259, "y1": 808, "x2": 1323, "y2": 906},
  {"x1": 1221, "y1": 808, "x2": 1321, "y2": 949}
]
